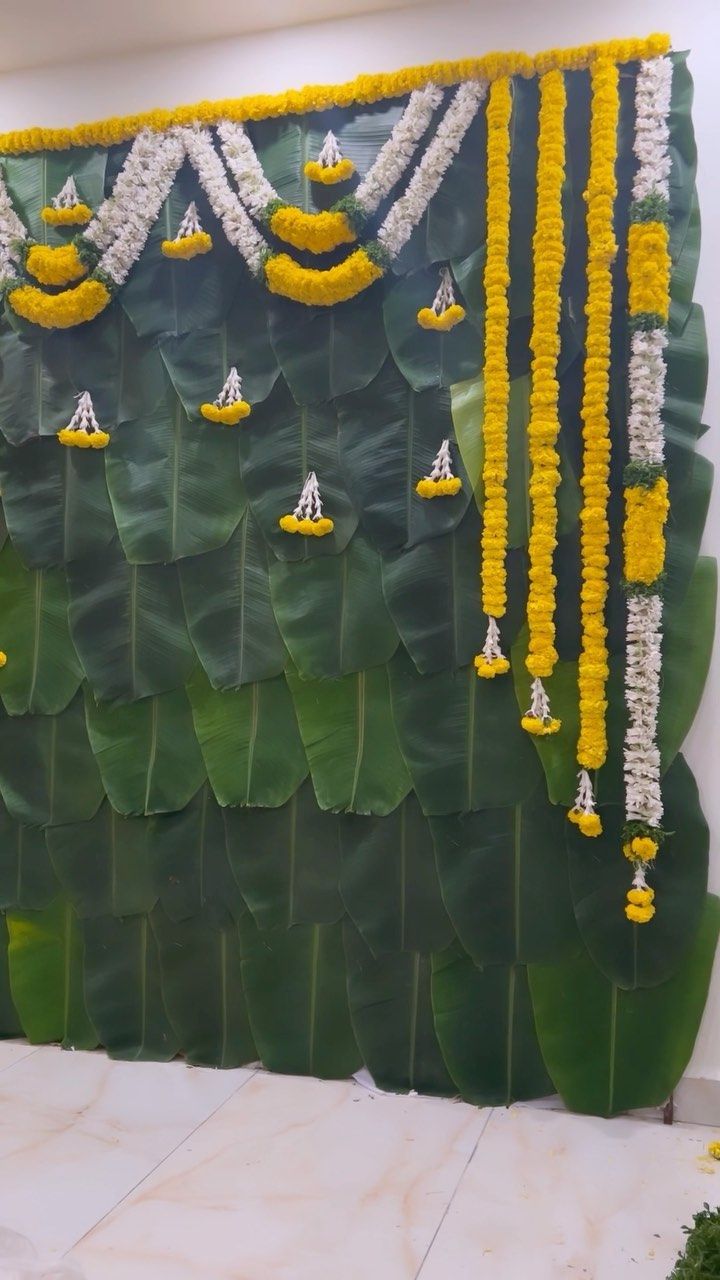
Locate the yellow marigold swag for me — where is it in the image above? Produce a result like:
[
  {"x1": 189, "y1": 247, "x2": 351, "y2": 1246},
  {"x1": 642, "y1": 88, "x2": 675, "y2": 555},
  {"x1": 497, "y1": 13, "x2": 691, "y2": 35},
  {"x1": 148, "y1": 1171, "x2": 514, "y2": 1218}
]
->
[
  {"x1": 269, "y1": 207, "x2": 356, "y2": 254},
  {"x1": 265, "y1": 249, "x2": 384, "y2": 306},
  {"x1": 623, "y1": 476, "x2": 669, "y2": 583},
  {"x1": 627, "y1": 220, "x2": 671, "y2": 321},
  {"x1": 200, "y1": 368, "x2": 250, "y2": 425},
  {"x1": 25, "y1": 242, "x2": 88, "y2": 286},
  {"x1": 162, "y1": 230, "x2": 213, "y2": 259},
  {"x1": 8, "y1": 278, "x2": 112, "y2": 329},
  {"x1": 41, "y1": 203, "x2": 92, "y2": 226}
]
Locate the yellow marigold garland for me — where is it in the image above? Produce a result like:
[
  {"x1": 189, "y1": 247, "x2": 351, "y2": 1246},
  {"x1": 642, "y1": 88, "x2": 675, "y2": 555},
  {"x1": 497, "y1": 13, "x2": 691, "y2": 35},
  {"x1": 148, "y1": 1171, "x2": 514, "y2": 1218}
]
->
[
  {"x1": 623, "y1": 476, "x2": 669, "y2": 583},
  {"x1": 474, "y1": 76, "x2": 512, "y2": 679},
  {"x1": 7, "y1": 277, "x2": 112, "y2": 328},
  {"x1": 0, "y1": 37, "x2": 669, "y2": 154},
  {"x1": 25, "y1": 242, "x2": 88, "y2": 286},
  {"x1": 522, "y1": 67, "x2": 567, "y2": 733},
  {"x1": 161, "y1": 230, "x2": 213, "y2": 259},
  {"x1": 264, "y1": 248, "x2": 384, "y2": 306},
  {"x1": 268, "y1": 206, "x2": 356, "y2": 254},
  {"x1": 304, "y1": 157, "x2": 356, "y2": 185},
  {"x1": 40, "y1": 203, "x2": 92, "y2": 225},
  {"x1": 417, "y1": 304, "x2": 466, "y2": 331},
  {"x1": 568, "y1": 57, "x2": 619, "y2": 836},
  {"x1": 200, "y1": 402, "x2": 250, "y2": 425},
  {"x1": 627, "y1": 220, "x2": 671, "y2": 320}
]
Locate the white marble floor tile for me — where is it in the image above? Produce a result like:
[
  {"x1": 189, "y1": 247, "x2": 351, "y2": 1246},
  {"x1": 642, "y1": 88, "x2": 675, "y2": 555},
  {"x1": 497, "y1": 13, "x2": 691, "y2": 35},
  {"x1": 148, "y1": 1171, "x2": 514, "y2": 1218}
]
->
[
  {"x1": 0, "y1": 1038, "x2": 38, "y2": 1072},
  {"x1": 67, "y1": 1072, "x2": 488, "y2": 1280},
  {"x1": 0, "y1": 1046, "x2": 255, "y2": 1258},
  {"x1": 418, "y1": 1105, "x2": 720, "y2": 1280}
]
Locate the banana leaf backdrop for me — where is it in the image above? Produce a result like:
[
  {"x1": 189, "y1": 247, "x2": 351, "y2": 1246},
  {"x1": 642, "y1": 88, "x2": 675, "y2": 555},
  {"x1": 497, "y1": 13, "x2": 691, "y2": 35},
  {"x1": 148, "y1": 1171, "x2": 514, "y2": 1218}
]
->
[{"x1": 0, "y1": 51, "x2": 715, "y2": 1114}]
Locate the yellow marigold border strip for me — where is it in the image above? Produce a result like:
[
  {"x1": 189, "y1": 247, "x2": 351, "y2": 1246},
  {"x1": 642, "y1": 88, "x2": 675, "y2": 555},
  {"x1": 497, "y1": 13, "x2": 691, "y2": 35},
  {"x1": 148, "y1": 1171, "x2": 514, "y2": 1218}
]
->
[{"x1": 0, "y1": 34, "x2": 669, "y2": 156}]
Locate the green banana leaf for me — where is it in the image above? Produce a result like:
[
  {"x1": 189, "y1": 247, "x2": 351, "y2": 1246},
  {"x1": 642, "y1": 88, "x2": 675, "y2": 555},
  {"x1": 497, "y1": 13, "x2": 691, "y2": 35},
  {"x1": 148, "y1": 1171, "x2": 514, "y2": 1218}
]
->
[
  {"x1": 339, "y1": 792, "x2": 453, "y2": 957},
  {"x1": 82, "y1": 913, "x2": 179, "y2": 1060},
  {"x1": 287, "y1": 663, "x2": 411, "y2": 815},
  {"x1": 451, "y1": 372, "x2": 582, "y2": 548},
  {"x1": 0, "y1": 542, "x2": 82, "y2": 715},
  {"x1": 0, "y1": 690, "x2": 104, "y2": 826},
  {"x1": 0, "y1": 434, "x2": 116, "y2": 569},
  {"x1": 567, "y1": 754, "x2": 708, "y2": 990},
  {"x1": 0, "y1": 917, "x2": 22, "y2": 1036},
  {"x1": 250, "y1": 102, "x2": 403, "y2": 211},
  {"x1": 269, "y1": 532, "x2": 398, "y2": 679},
  {"x1": 529, "y1": 894, "x2": 720, "y2": 1116},
  {"x1": 383, "y1": 267, "x2": 481, "y2": 392},
  {"x1": 380, "y1": 504, "x2": 485, "y2": 674},
  {"x1": 151, "y1": 907, "x2": 257, "y2": 1067},
  {"x1": 46, "y1": 800, "x2": 157, "y2": 918},
  {"x1": 186, "y1": 668, "x2": 307, "y2": 808},
  {"x1": 151, "y1": 783, "x2": 245, "y2": 925},
  {"x1": 659, "y1": 555, "x2": 717, "y2": 770},
  {"x1": 3, "y1": 147, "x2": 106, "y2": 244},
  {"x1": 432, "y1": 943, "x2": 553, "y2": 1105},
  {"x1": 105, "y1": 393, "x2": 246, "y2": 564},
  {"x1": 119, "y1": 159, "x2": 244, "y2": 340},
  {"x1": 430, "y1": 778, "x2": 578, "y2": 966},
  {"x1": 238, "y1": 376, "x2": 357, "y2": 560},
  {"x1": 59, "y1": 306, "x2": 168, "y2": 430},
  {"x1": 668, "y1": 54, "x2": 697, "y2": 263},
  {"x1": 392, "y1": 102, "x2": 486, "y2": 274},
  {"x1": 84, "y1": 687, "x2": 206, "y2": 816},
  {"x1": 665, "y1": 302, "x2": 708, "y2": 486},
  {"x1": 0, "y1": 803, "x2": 57, "y2": 910},
  {"x1": 6, "y1": 898, "x2": 98, "y2": 1047},
  {"x1": 665, "y1": 452, "x2": 712, "y2": 606},
  {"x1": 239, "y1": 915, "x2": 360, "y2": 1078},
  {"x1": 0, "y1": 327, "x2": 71, "y2": 445},
  {"x1": 224, "y1": 779, "x2": 343, "y2": 931},
  {"x1": 66, "y1": 538, "x2": 197, "y2": 703},
  {"x1": 268, "y1": 291, "x2": 388, "y2": 407},
  {"x1": 159, "y1": 289, "x2": 280, "y2": 421},
  {"x1": 178, "y1": 512, "x2": 286, "y2": 690},
  {"x1": 389, "y1": 649, "x2": 541, "y2": 814},
  {"x1": 670, "y1": 189, "x2": 700, "y2": 330},
  {"x1": 344, "y1": 922, "x2": 455, "y2": 1096},
  {"x1": 337, "y1": 359, "x2": 470, "y2": 551}
]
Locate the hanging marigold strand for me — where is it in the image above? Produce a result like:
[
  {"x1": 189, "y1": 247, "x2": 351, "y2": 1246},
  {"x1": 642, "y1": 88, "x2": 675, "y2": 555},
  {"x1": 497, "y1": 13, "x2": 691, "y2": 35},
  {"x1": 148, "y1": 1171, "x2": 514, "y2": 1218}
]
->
[
  {"x1": 522, "y1": 67, "x2": 567, "y2": 734},
  {"x1": 568, "y1": 57, "x2": 619, "y2": 835},
  {"x1": 475, "y1": 75, "x2": 512, "y2": 681}
]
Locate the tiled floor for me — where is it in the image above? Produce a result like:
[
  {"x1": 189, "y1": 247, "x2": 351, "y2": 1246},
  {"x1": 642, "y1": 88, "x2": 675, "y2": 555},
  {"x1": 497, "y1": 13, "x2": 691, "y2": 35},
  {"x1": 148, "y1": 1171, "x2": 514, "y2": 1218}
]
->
[{"x1": 0, "y1": 1041, "x2": 717, "y2": 1278}]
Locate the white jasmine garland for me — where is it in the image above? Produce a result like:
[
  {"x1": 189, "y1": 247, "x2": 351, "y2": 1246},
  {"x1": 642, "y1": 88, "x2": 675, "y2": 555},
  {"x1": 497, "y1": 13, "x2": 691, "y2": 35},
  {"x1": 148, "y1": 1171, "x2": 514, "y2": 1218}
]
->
[
  {"x1": 294, "y1": 471, "x2": 325, "y2": 521},
  {"x1": 96, "y1": 132, "x2": 186, "y2": 286},
  {"x1": 216, "y1": 122, "x2": 278, "y2": 219},
  {"x1": 355, "y1": 84, "x2": 444, "y2": 214},
  {"x1": 0, "y1": 168, "x2": 27, "y2": 274},
  {"x1": 377, "y1": 80, "x2": 487, "y2": 258},
  {"x1": 84, "y1": 130, "x2": 181, "y2": 255},
  {"x1": 182, "y1": 127, "x2": 266, "y2": 275},
  {"x1": 624, "y1": 594, "x2": 663, "y2": 827},
  {"x1": 627, "y1": 328, "x2": 668, "y2": 466},
  {"x1": 632, "y1": 56, "x2": 673, "y2": 202}
]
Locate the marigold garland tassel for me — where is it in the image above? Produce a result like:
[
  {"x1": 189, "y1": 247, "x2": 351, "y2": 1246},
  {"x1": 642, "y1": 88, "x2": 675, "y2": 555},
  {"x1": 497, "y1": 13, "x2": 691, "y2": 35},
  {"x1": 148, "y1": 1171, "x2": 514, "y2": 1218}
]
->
[
  {"x1": 200, "y1": 367, "x2": 251, "y2": 425},
  {"x1": 304, "y1": 131, "x2": 355, "y2": 185},
  {"x1": 161, "y1": 201, "x2": 213, "y2": 259},
  {"x1": 280, "y1": 471, "x2": 334, "y2": 537},
  {"x1": 568, "y1": 768, "x2": 601, "y2": 837},
  {"x1": 621, "y1": 54, "x2": 673, "y2": 923},
  {"x1": 416, "y1": 439, "x2": 462, "y2": 498},
  {"x1": 417, "y1": 265, "x2": 466, "y2": 330},
  {"x1": 474, "y1": 76, "x2": 512, "y2": 681},
  {"x1": 41, "y1": 175, "x2": 92, "y2": 226},
  {"x1": 570, "y1": 56, "x2": 620, "y2": 836},
  {"x1": 57, "y1": 391, "x2": 110, "y2": 449},
  {"x1": 523, "y1": 67, "x2": 567, "y2": 735}
]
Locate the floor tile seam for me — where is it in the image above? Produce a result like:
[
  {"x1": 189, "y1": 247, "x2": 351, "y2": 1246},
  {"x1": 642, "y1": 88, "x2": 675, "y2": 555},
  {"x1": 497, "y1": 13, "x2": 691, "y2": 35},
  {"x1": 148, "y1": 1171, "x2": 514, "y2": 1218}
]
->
[{"x1": 413, "y1": 1106, "x2": 496, "y2": 1279}]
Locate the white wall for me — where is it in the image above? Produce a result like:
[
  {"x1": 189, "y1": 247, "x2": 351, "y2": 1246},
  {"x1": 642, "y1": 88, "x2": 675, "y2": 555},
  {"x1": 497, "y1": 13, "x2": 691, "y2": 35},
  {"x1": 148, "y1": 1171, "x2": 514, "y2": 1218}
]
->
[{"x1": 1, "y1": 0, "x2": 719, "y2": 1078}]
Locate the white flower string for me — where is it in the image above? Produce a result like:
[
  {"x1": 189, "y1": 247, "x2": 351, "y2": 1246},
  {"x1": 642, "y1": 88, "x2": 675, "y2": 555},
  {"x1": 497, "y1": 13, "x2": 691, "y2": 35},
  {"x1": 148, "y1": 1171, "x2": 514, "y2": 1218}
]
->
[
  {"x1": 0, "y1": 167, "x2": 27, "y2": 281},
  {"x1": 181, "y1": 127, "x2": 267, "y2": 275},
  {"x1": 216, "y1": 122, "x2": 278, "y2": 219},
  {"x1": 354, "y1": 84, "x2": 444, "y2": 214},
  {"x1": 95, "y1": 132, "x2": 186, "y2": 285},
  {"x1": 317, "y1": 131, "x2": 343, "y2": 169},
  {"x1": 621, "y1": 54, "x2": 673, "y2": 925}
]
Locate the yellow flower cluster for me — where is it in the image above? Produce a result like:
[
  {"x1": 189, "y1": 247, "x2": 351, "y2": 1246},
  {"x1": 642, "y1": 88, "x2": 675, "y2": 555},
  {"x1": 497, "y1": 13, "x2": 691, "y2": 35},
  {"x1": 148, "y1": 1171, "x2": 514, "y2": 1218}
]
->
[
  {"x1": 200, "y1": 401, "x2": 251, "y2": 425},
  {"x1": 303, "y1": 157, "x2": 355, "y2": 185},
  {"x1": 627, "y1": 220, "x2": 671, "y2": 320},
  {"x1": 0, "y1": 652, "x2": 6, "y2": 668},
  {"x1": 623, "y1": 477, "x2": 669, "y2": 584},
  {"x1": 0, "y1": 37, "x2": 669, "y2": 154},
  {"x1": 8, "y1": 278, "x2": 111, "y2": 328},
  {"x1": 265, "y1": 248, "x2": 384, "y2": 306},
  {"x1": 568, "y1": 809, "x2": 602, "y2": 837},
  {"x1": 416, "y1": 304, "x2": 466, "y2": 331},
  {"x1": 708, "y1": 1142, "x2": 720, "y2": 1161},
  {"x1": 525, "y1": 68, "x2": 566, "y2": 682},
  {"x1": 25, "y1": 242, "x2": 88, "y2": 286},
  {"x1": 269, "y1": 206, "x2": 356, "y2": 254},
  {"x1": 57, "y1": 427, "x2": 110, "y2": 449},
  {"x1": 576, "y1": 58, "x2": 619, "y2": 773},
  {"x1": 474, "y1": 655, "x2": 509, "y2": 679},
  {"x1": 416, "y1": 477, "x2": 462, "y2": 498},
  {"x1": 41, "y1": 203, "x2": 92, "y2": 225},
  {"x1": 623, "y1": 835, "x2": 658, "y2": 862},
  {"x1": 279, "y1": 515, "x2": 334, "y2": 536},
  {"x1": 625, "y1": 890, "x2": 655, "y2": 924},
  {"x1": 521, "y1": 714, "x2": 561, "y2": 736},
  {"x1": 480, "y1": 76, "x2": 512, "y2": 620},
  {"x1": 161, "y1": 231, "x2": 213, "y2": 259}
]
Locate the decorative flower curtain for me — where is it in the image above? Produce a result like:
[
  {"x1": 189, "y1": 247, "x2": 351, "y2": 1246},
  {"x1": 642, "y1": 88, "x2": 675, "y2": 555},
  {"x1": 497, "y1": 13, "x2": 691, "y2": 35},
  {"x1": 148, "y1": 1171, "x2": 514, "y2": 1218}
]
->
[{"x1": 0, "y1": 34, "x2": 714, "y2": 1115}]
